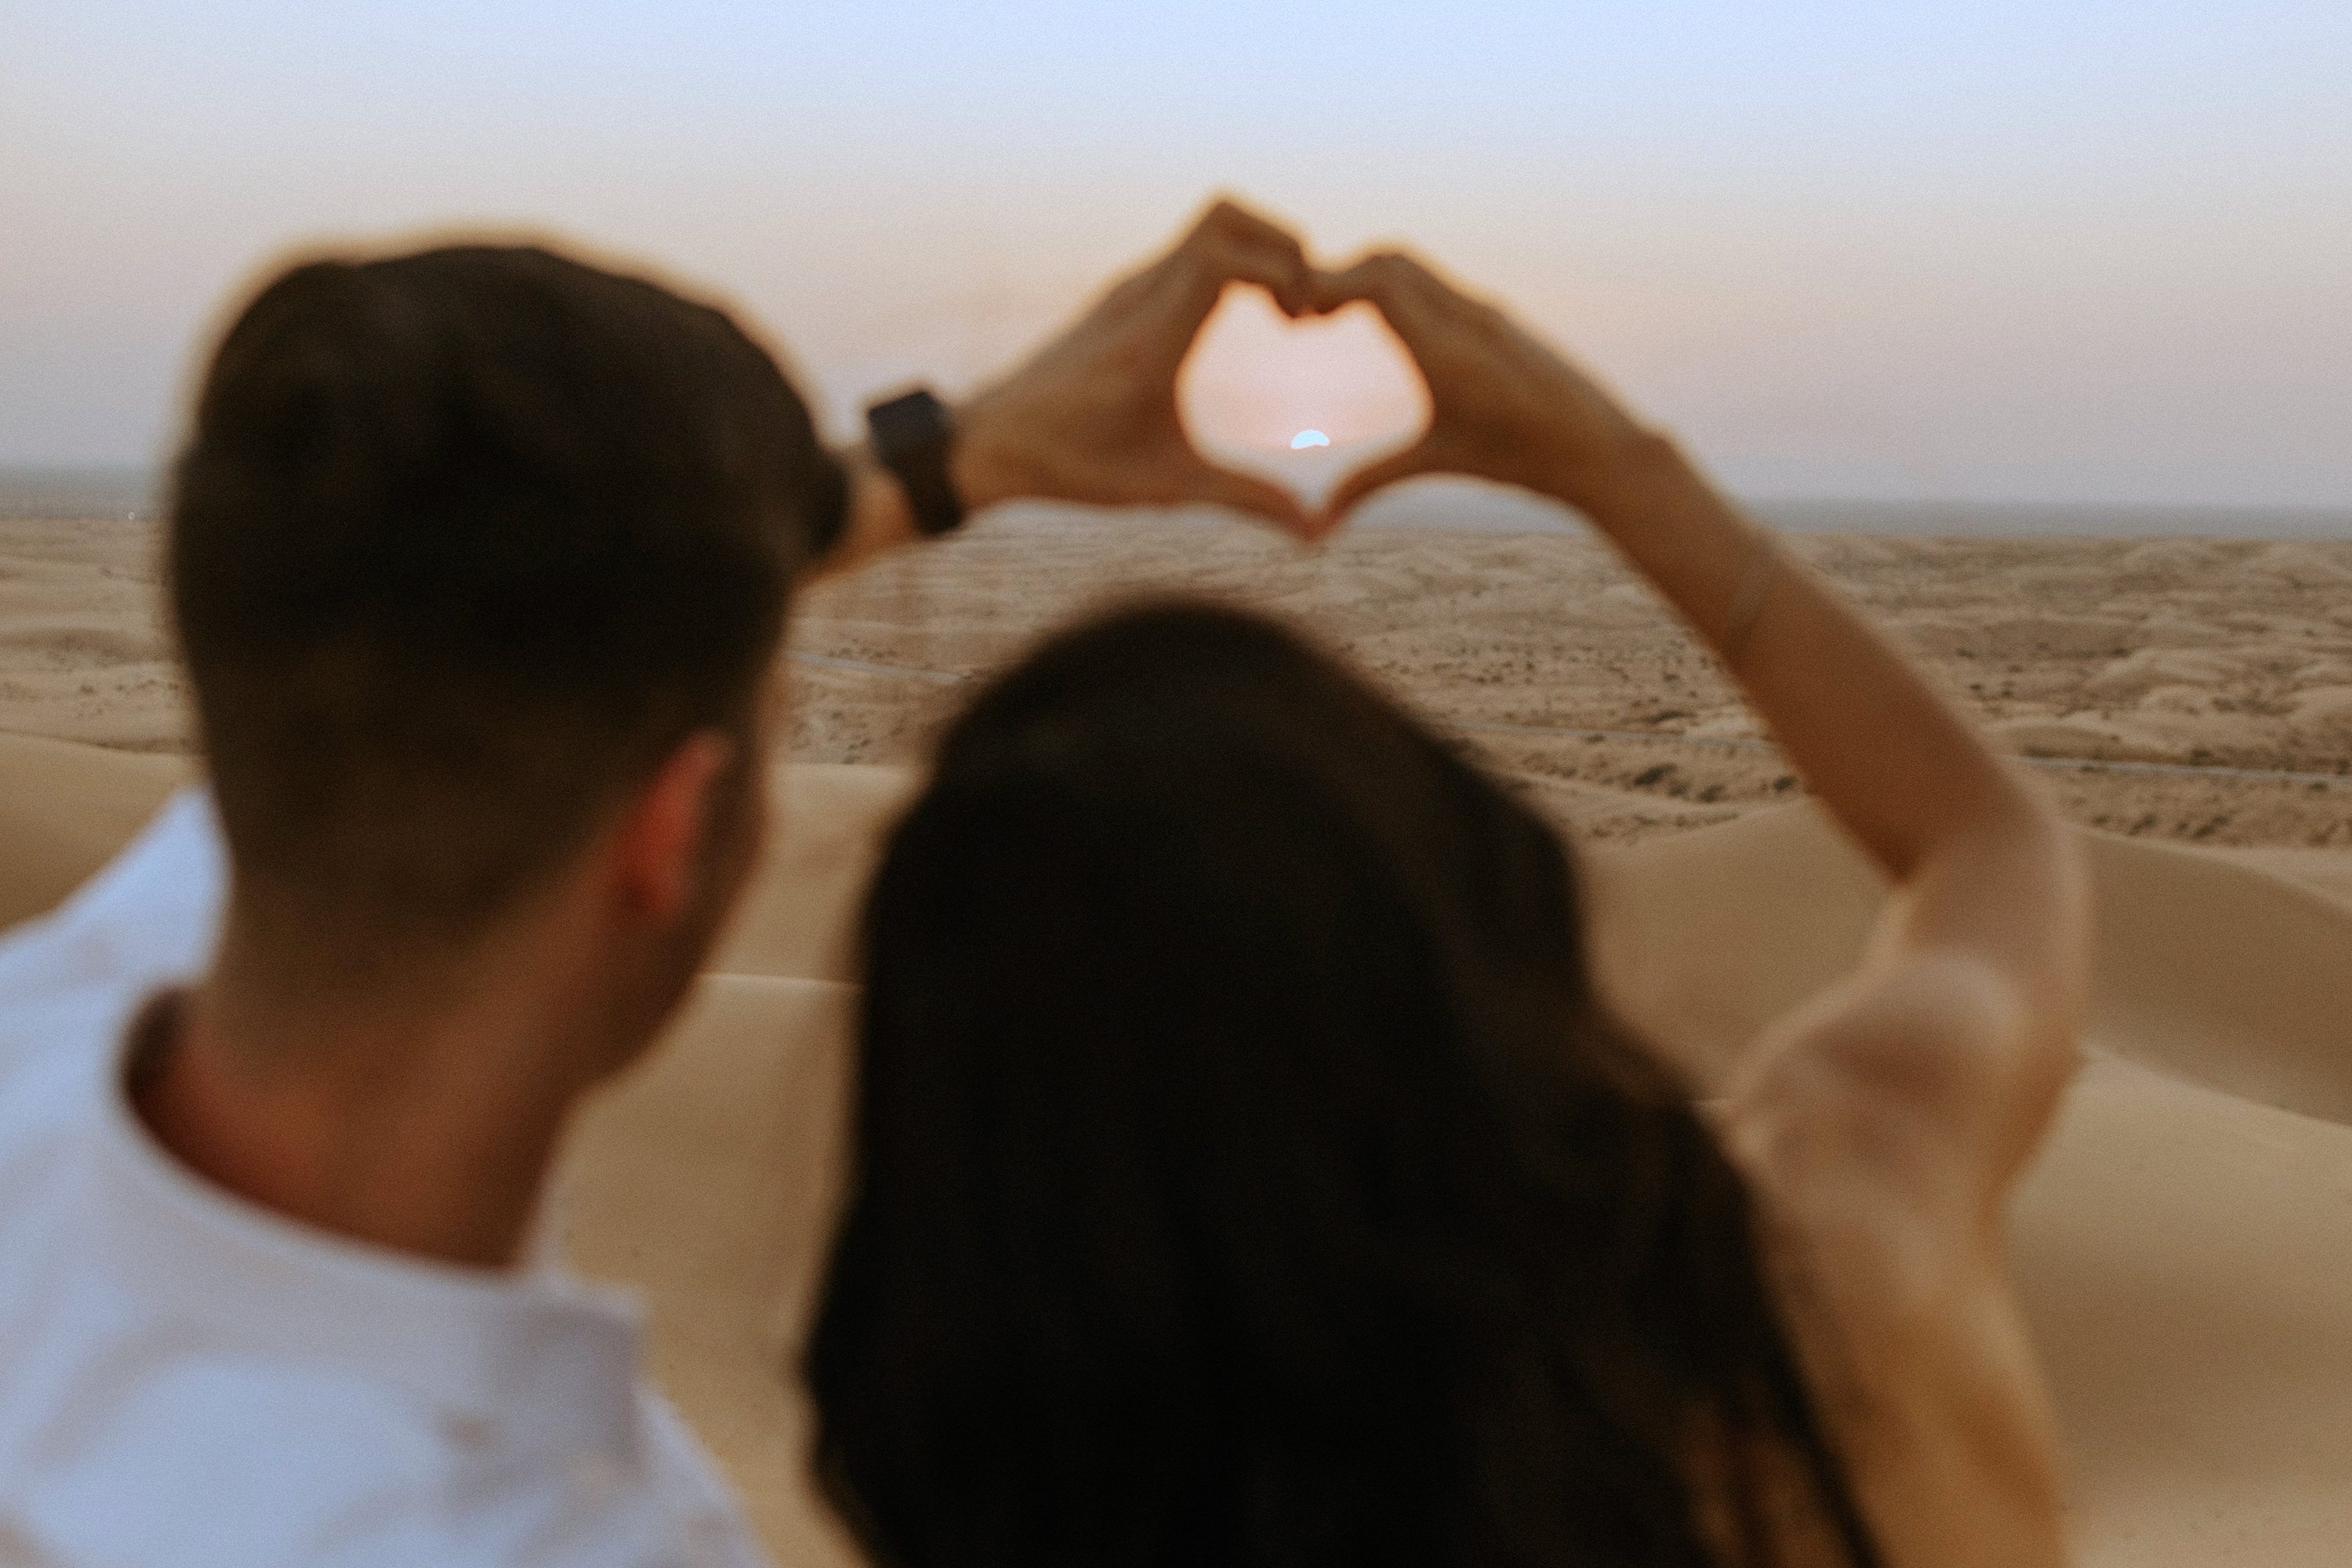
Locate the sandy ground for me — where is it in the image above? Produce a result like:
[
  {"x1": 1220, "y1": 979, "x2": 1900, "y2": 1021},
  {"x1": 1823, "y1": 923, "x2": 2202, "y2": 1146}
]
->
[
  {"x1": 9, "y1": 503, "x2": 2352, "y2": 1563},
  {"x1": 790, "y1": 512, "x2": 2352, "y2": 847},
  {"x1": 9, "y1": 742, "x2": 2352, "y2": 1566},
  {"x1": 9, "y1": 506, "x2": 2352, "y2": 849}
]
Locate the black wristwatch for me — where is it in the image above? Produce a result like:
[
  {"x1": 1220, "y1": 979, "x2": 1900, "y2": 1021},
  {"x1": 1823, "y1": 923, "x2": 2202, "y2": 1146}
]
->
[{"x1": 865, "y1": 387, "x2": 967, "y2": 538}]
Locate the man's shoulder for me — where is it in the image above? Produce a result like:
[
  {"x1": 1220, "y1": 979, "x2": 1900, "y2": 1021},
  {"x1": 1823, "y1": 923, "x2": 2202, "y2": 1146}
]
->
[
  {"x1": 4, "y1": 1351, "x2": 442, "y2": 1566},
  {"x1": 0, "y1": 991, "x2": 127, "y2": 1317},
  {"x1": 0, "y1": 1149, "x2": 767, "y2": 1568},
  {"x1": 0, "y1": 791, "x2": 771, "y2": 1567},
  {"x1": 0, "y1": 1347, "x2": 768, "y2": 1567}
]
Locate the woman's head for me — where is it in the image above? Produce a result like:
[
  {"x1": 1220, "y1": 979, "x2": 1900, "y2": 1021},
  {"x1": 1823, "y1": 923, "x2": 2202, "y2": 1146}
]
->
[{"x1": 807, "y1": 600, "x2": 1875, "y2": 1568}]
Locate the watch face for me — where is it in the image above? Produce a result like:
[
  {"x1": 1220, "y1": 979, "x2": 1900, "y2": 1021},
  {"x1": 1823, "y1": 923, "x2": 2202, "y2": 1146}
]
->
[
  {"x1": 870, "y1": 389, "x2": 949, "y2": 461},
  {"x1": 867, "y1": 388, "x2": 964, "y2": 535}
]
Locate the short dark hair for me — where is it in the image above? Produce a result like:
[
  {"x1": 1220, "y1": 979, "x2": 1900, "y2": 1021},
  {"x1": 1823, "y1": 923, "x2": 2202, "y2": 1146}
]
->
[
  {"x1": 809, "y1": 601, "x2": 1880, "y2": 1568},
  {"x1": 169, "y1": 244, "x2": 846, "y2": 935}
]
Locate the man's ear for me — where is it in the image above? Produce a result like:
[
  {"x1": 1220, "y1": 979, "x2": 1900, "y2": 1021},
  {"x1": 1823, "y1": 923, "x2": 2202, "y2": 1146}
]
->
[{"x1": 610, "y1": 731, "x2": 736, "y2": 924}]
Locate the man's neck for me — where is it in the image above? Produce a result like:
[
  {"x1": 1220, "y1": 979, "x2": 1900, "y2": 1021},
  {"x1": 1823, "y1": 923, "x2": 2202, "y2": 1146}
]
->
[{"x1": 132, "y1": 928, "x2": 597, "y2": 1271}]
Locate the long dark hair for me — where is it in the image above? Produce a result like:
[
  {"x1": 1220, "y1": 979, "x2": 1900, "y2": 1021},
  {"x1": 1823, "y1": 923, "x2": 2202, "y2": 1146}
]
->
[{"x1": 806, "y1": 600, "x2": 1880, "y2": 1568}]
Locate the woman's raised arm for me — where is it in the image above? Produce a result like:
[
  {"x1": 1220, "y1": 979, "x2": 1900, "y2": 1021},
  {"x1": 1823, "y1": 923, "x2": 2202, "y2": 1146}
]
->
[{"x1": 1316, "y1": 252, "x2": 2091, "y2": 1568}]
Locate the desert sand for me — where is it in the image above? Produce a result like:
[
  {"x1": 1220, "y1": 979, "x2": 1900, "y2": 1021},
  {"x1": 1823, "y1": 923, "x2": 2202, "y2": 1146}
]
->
[
  {"x1": 5, "y1": 504, "x2": 2352, "y2": 1563},
  {"x1": 13, "y1": 507, "x2": 2352, "y2": 853},
  {"x1": 785, "y1": 506, "x2": 2352, "y2": 851}
]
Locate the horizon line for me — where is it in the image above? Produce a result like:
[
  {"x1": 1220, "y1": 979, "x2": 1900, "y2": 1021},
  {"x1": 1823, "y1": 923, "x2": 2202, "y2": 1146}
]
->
[{"x1": 1, "y1": 462, "x2": 2347, "y2": 524}]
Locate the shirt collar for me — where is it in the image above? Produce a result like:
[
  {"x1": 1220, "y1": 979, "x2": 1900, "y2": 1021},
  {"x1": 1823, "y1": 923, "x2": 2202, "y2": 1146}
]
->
[{"x1": 80, "y1": 988, "x2": 645, "y2": 1465}]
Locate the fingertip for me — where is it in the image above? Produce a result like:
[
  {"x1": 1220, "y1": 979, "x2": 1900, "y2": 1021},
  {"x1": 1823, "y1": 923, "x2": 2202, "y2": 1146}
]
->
[
  {"x1": 1312, "y1": 262, "x2": 1367, "y2": 307},
  {"x1": 1298, "y1": 268, "x2": 1348, "y2": 314},
  {"x1": 1193, "y1": 195, "x2": 1240, "y2": 236}
]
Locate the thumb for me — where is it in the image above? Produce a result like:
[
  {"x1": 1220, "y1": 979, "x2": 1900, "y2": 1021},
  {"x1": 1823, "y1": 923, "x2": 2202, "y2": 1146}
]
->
[
  {"x1": 1325, "y1": 438, "x2": 1444, "y2": 522},
  {"x1": 1185, "y1": 462, "x2": 1316, "y2": 539}
]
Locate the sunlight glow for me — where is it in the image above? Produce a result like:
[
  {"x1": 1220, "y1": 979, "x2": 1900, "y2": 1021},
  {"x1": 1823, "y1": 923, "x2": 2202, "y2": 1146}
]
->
[{"x1": 1178, "y1": 288, "x2": 1431, "y2": 454}]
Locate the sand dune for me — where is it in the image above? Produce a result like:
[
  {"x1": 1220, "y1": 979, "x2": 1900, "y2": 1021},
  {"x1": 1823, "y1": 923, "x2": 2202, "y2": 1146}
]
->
[
  {"x1": 0, "y1": 731, "x2": 190, "y2": 931},
  {"x1": 1586, "y1": 800, "x2": 2352, "y2": 1123},
  {"x1": 2215, "y1": 844, "x2": 2352, "y2": 906},
  {"x1": 5, "y1": 734, "x2": 2348, "y2": 1564},
  {"x1": 7, "y1": 507, "x2": 2352, "y2": 1563},
  {"x1": 13, "y1": 510, "x2": 2352, "y2": 849},
  {"x1": 778, "y1": 511, "x2": 2352, "y2": 847}
]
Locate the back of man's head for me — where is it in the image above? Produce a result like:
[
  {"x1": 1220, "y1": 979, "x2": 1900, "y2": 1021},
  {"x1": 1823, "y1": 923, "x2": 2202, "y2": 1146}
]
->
[{"x1": 170, "y1": 244, "x2": 844, "y2": 949}]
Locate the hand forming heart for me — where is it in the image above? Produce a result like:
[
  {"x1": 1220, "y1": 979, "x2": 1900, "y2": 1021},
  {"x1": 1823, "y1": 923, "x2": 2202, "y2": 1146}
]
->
[
  {"x1": 1305, "y1": 249, "x2": 1658, "y2": 521},
  {"x1": 953, "y1": 199, "x2": 1664, "y2": 543},
  {"x1": 950, "y1": 201, "x2": 1327, "y2": 539}
]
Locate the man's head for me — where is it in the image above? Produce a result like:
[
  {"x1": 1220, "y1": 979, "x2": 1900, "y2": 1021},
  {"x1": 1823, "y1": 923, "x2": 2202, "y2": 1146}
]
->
[{"x1": 171, "y1": 244, "x2": 842, "y2": 1039}]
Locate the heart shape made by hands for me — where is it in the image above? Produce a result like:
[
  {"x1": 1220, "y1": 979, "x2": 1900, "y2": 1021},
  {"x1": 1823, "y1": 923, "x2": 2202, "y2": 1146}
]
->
[{"x1": 1178, "y1": 283, "x2": 1432, "y2": 510}]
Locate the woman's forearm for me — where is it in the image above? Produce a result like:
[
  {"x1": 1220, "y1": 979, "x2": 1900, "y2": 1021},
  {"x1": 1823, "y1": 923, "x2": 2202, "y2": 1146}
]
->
[
  {"x1": 1306, "y1": 245, "x2": 2065, "y2": 891},
  {"x1": 1556, "y1": 434, "x2": 2046, "y2": 884}
]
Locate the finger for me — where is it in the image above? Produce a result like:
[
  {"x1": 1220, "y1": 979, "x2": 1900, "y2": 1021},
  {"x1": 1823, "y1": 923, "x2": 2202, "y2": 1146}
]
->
[
  {"x1": 1178, "y1": 239, "x2": 1312, "y2": 321},
  {"x1": 1325, "y1": 438, "x2": 1446, "y2": 521},
  {"x1": 1171, "y1": 198, "x2": 1315, "y2": 316},
  {"x1": 1341, "y1": 247, "x2": 1478, "y2": 309},
  {"x1": 1308, "y1": 253, "x2": 1446, "y2": 349},
  {"x1": 1183, "y1": 462, "x2": 1316, "y2": 538},
  {"x1": 1126, "y1": 237, "x2": 1311, "y2": 379},
  {"x1": 1313, "y1": 249, "x2": 1493, "y2": 337},
  {"x1": 1087, "y1": 200, "x2": 1278, "y2": 324},
  {"x1": 1181, "y1": 198, "x2": 1304, "y2": 263},
  {"x1": 1211, "y1": 249, "x2": 1314, "y2": 319},
  {"x1": 1310, "y1": 251, "x2": 1407, "y2": 310}
]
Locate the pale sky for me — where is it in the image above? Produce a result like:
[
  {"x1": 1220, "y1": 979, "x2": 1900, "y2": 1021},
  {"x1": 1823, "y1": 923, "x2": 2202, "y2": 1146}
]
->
[{"x1": 3, "y1": 0, "x2": 2348, "y2": 507}]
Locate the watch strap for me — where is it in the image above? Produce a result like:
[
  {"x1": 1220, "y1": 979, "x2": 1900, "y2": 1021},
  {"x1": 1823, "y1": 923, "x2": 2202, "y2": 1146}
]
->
[{"x1": 865, "y1": 387, "x2": 967, "y2": 538}]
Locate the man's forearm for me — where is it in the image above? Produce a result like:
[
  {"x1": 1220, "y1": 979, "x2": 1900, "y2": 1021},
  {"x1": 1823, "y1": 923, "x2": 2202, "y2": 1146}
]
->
[
  {"x1": 801, "y1": 449, "x2": 922, "y2": 586},
  {"x1": 801, "y1": 397, "x2": 1034, "y2": 586}
]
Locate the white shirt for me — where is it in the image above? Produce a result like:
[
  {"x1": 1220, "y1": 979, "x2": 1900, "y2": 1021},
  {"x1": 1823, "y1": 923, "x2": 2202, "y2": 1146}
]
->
[{"x1": 0, "y1": 793, "x2": 771, "y2": 1567}]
